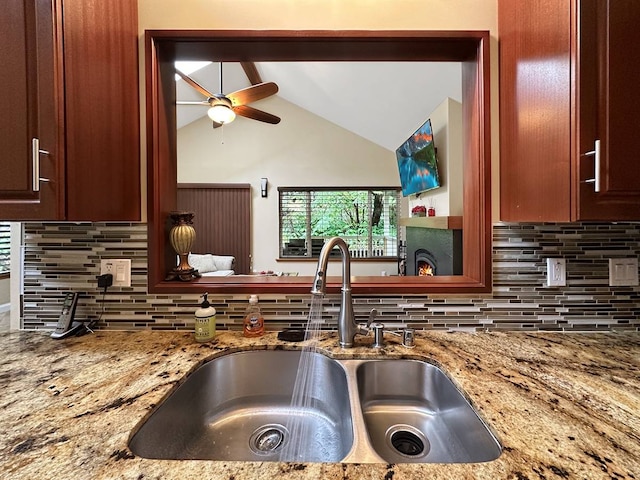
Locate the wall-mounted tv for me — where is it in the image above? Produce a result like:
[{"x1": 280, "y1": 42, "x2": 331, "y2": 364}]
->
[{"x1": 395, "y1": 118, "x2": 441, "y2": 197}]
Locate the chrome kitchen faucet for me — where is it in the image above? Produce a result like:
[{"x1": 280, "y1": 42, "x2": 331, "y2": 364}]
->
[{"x1": 311, "y1": 237, "x2": 368, "y2": 348}]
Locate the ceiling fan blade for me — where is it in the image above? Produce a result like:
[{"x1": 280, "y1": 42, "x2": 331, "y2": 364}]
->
[
  {"x1": 240, "y1": 62, "x2": 262, "y2": 85},
  {"x1": 227, "y1": 82, "x2": 279, "y2": 107},
  {"x1": 175, "y1": 69, "x2": 215, "y2": 99},
  {"x1": 234, "y1": 105, "x2": 281, "y2": 124},
  {"x1": 176, "y1": 101, "x2": 210, "y2": 106}
]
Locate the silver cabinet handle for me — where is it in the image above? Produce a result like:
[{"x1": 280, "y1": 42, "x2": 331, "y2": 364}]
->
[
  {"x1": 31, "y1": 138, "x2": 50, "y2": 192},
  {"x1": 583, "y1": 139, "x2": 601, "y2": 193}
]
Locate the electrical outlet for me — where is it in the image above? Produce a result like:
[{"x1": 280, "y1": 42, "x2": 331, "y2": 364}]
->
[
  {"x1": 609, "y1": 258, "x2": 639, "y2": 286},
  {"x1": 546, "y1": 258, "x2": 566, "y2": 287},
  {"x1": 100, "y1": 259, "x2": 131, "y2": 287}
]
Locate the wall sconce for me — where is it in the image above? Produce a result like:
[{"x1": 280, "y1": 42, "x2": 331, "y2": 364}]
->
[{"x1": 260, "y1": 178, "x2": 268, "y2": 198}]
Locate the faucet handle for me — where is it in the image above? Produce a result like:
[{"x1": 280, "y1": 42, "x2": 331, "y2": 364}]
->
[
  {"x1": 366, "y1": 308, "x2": 379, "y2": 328},
  {"x1": 356, "y1": 308, "x2": 379, "y2": 338}
]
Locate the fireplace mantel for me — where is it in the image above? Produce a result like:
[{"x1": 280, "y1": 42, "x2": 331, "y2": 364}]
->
[{"x1": 399, "y1": 216, "x2": 463, "y2": 230}]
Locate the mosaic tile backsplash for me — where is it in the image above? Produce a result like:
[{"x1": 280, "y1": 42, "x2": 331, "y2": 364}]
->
[{"x1": 21, "y1": 222, "x2": 640, "y2": 332}]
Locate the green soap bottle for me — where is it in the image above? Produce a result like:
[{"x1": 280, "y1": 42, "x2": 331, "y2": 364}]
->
[{"x1": 194, "y1": 292, "x2": 216, "y2": 342}]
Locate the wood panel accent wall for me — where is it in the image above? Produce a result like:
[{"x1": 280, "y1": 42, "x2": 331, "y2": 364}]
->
[{"x1": 177, "y1": 183, "x2": 251, "y2": 274}]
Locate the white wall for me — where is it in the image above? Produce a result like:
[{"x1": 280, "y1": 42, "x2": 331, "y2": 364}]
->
[
  {"x1": 407, "y1": 97, "x2": 463, "y2": 217},
  {"x1": 178, "y1": 96, "x2": 400, "y2": 275},
  {"x1": 9, "y1": 223, "x2": 21, "y2": 330},
  {"x1": 138, "y1": 1, "x2": 497, "y2": 33},
  {"x1": 0, "y1": 278, "x2": 9, "y2": 305}
]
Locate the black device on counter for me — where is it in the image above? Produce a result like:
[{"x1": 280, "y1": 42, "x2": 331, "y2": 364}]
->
[
  {"x1": 51, "y1": 292, "x2": 84, "y2": 339},
  {"x1": 277, "y1": 328, "x2": 306, "y2": 342}
]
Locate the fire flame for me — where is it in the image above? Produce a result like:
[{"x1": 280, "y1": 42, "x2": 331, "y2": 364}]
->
[{"x1": 418, "y1": 263, "x2": 434, "y2": 276}]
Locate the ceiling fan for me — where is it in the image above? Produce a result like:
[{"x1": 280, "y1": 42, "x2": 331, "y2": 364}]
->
[{"x1": 176, "y1": 62, "x2": 280, "y2": 128}]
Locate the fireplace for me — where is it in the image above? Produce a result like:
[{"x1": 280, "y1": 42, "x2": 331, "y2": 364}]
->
[
  {"x1": 415, "y1": 249, "x2": 437, "y2": 276},
  {"x1": 405, "y1": 227, "x2": 463, "y2": 276}
]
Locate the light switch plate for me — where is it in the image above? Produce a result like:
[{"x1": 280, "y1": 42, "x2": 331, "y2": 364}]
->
[
  {"x1": 100, "y1": 259, "x2": 131, "y2": 287},
  {"x1": 609, "y1": 258, "x2": 639, "y2": 286},
  {"x1": 546, "y1": 258, "x2": 566, "y2": 287}
]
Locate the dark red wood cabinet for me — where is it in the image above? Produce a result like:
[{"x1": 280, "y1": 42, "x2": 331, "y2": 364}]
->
[
  {"x1": 0, "y1": 0, "x2": 61, "y2": 219},
  {"x1": 499, "y1": 0, "x2": 640, "y2": 222},
  {"x1": 0, "y1": 0, "x2": 140, "y2": 221}
]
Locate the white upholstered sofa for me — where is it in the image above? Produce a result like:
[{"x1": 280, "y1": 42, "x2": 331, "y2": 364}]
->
[{"x1": 188, "y1": 253, "x2": 236, "y2": 277}]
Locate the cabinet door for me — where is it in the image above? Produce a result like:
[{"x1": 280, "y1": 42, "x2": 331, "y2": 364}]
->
[
  {"x1": 62, "y1": 0, "x2": 140, "y2": 221},
  {"x1": 0, "y1": 0, "x2": 63, "y2": 220},
  {"x1": 499, "y1": 0, "x2": 573, "y2": 222},
  {"x1": 576, "y1": 0, "x2": 640, "y2": 220}
]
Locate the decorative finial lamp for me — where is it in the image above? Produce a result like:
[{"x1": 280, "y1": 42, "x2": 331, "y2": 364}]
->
[{"x1": 165, "y1": 211, "x2": 201, "y2": 281}]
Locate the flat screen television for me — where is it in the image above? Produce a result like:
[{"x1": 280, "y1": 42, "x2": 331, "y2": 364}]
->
[{"x1": 395, "y1": 118, "x2": 441, "y2": 197}]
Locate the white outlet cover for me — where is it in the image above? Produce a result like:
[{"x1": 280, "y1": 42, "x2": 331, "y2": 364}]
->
[
  {"x1": 609, "y1": 258, "x2": 639, "y2": 287},
  {"x1": 100, "y1": 259, "x2": 131, "y2": 287},
  {"x1": 546, "y1": 258, "x2": 566, "y2": 287}
]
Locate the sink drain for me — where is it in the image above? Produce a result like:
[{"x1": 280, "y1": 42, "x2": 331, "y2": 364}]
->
[
  {"x1": 391, "y1": 430, "x2": 424, "y2": 456},
  {"x1": 249, "y1": 425, "x2": 288, "y2": 455},
  {"x1": 385, "y1": 425, "x2": 430, "y2": 458}
]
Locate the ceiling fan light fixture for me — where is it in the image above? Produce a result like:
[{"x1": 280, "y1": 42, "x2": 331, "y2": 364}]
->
[{"x1": 207, "y1": 104, "x2": 236, "y2": 124}]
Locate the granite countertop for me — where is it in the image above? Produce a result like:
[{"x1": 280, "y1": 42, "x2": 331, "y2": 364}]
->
[{"x1": 0, "y1": 330, "x2": 638, "y2": 479}]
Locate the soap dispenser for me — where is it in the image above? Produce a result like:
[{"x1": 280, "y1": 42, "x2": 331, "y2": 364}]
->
[
  {"x1": 243, "y1": 295, "x2": 264, "y2": 337},
  {"x1": 194, "y1": 292, "x2": 216, "y2": 342}
]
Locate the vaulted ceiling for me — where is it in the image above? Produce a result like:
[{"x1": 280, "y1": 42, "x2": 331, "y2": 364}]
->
[{"x1": 176, "y1": 61, "x2": 462, "y2": 152}]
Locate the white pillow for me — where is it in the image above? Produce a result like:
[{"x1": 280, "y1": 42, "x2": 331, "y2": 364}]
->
[
  {"x1": 211, "y1": 255, "x2": 235, "y2": 271},
  {"x1": 188, "y1": 253, "x2": 218, "y2": 273}
]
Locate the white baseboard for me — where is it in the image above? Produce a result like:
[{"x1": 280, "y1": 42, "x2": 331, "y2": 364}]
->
[{"x1": 0, "y1": 303, "x2": 10, "y2": 313}]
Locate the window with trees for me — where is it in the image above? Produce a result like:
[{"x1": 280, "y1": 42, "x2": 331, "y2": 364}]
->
[{"x1": 279, "y1": 187, "x2": 400, "y2": 259}]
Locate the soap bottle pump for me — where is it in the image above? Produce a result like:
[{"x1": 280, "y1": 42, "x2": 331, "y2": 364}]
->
[
  {"x1": 194, "y1": 292, "x2": 216, "y2": 342},
  {"x1": 243, "y1": 295, "x2": 264, "y2": 337}
]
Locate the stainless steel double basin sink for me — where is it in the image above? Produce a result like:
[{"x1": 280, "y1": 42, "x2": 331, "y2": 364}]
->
[{"x1": 129, "y1": 350, "x2": 501, "y2": 464}]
